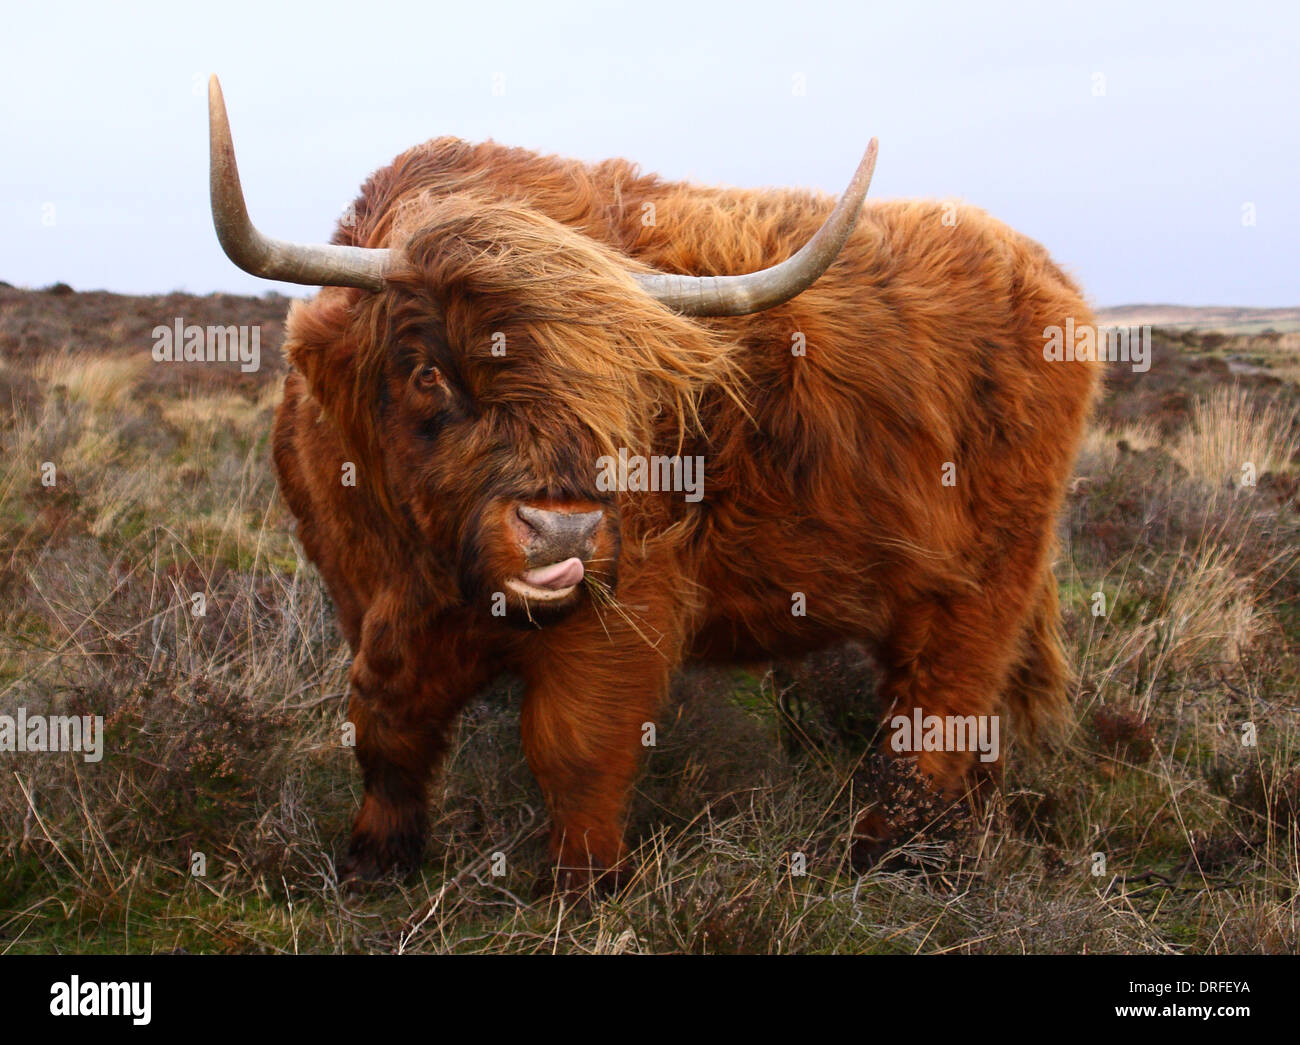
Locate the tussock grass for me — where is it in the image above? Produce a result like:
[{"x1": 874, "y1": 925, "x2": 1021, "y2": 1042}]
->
[
  {"x1": 1076, "y1": 419, "x2": 1164, "y2": 474},
  {"x1": 1172, "y1": 384, "x2": 1300, "y2": 489},
  {"x1": 33, "y1": 352, "x2": 148, "y2": 411}
]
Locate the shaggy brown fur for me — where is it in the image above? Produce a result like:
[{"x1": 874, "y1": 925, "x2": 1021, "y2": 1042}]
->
[{"x1": 271, "y1": 136, "x2": 1101, "y2": 887}]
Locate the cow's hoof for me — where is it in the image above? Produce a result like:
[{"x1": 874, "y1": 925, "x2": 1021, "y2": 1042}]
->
[
  {"x1": 536, "y1": 863, "x2": 625, "y2": 904},
  {"x1": 849, "y1": 788, "x2": 979, "y2": 876},
  {"x1": 338, "y1": 831, "x2": 424, "y2": 885},
  {"x1": 849, "y1": 809, "x2": 906, "y2": 873}
]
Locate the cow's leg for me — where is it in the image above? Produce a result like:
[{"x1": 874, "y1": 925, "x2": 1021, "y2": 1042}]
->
[
  {"x1": 852, "y1": 585, "x2": 1029, "y2": 866},
  {"x1": 343, "y1": 684, "x2": 453, "y2": 879},
  {"x1": 520, "y1": 594, "x2": 682, "y2": 893},
  {"x1": 1003, "y1": 570, "x2": 1072, "y2": 734},
  {"x1": 521, "y1": 662, "x2": 666, "y2": 893},
  {"x1": 341, "y1": 603, "x2": 488, "y2": 879}
]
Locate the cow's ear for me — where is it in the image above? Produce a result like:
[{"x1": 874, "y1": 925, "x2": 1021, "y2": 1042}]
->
[{"x1": 283, "y1": 291, "x2": 360, "y2": 416}]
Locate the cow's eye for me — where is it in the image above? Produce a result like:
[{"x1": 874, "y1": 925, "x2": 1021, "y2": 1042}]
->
[{"x1": 415, "y1": 364, "x2": 443, "y2": 390}]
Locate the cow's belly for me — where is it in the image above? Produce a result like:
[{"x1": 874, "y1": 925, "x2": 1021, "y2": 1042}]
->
[
  {"x1": 686, "y1": 613, "x2": 856, "y2": 665},
  {"x1": 684, "y1": 548, "x2": 883, "y2": 666}
]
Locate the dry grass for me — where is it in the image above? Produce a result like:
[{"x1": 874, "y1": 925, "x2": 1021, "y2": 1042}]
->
[
  {"x1": 0, "y1": 301, "x2": 1297, "y2": 954},
  {"x1": 1172, "y1": 384, "x2": 1300, "y2": 489},
  {"x1": 32, "y1": 352, "x2": 149, "y2": 410}
]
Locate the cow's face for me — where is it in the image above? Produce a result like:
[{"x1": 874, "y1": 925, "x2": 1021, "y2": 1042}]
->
[
  {"x1": 295, "y1": 196, "x2": 728, "y2": 626},
  {"x1": 374, "y1": 304, "x2": 622, "y2": 624}
]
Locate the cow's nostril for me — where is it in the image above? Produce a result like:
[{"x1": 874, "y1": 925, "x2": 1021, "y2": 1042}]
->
[
  {"x1": 515, "y1": 504, "x2": 542, "y2": 538},
  {"x1": 515, "y1": 504, "x2": 603, "y2": 558}
]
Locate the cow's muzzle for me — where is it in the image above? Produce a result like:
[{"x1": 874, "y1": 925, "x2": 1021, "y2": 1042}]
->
[{"x1": 504, "y1": 504, "x2": 606, "y2": 603}]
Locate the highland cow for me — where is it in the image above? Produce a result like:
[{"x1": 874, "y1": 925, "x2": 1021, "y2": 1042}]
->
[{"x1": 207, "y1": 76, "x2": 1101, "y2": 887}]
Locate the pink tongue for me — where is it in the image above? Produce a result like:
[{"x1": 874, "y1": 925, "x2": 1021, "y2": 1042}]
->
[{"x1": 521, "y1": 557, "x2": 585, "y2": 590}]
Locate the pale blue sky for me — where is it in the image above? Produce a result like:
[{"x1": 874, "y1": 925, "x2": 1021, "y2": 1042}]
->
[{"x1": 1, "y1": 0, "x2": 1295, "y2": 306}]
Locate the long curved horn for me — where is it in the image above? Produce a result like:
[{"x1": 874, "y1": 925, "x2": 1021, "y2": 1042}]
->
[
  {"x1": 633, "y1": 139, "x2": 878, "y2": 317},
  {"x1": 208, "y1": 75, "x2": 393, "y2": 290}
]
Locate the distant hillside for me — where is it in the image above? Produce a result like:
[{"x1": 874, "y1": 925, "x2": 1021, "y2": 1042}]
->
[{"x1": 1096, "y1": 305, "x2": 1300, "y2": 334}]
